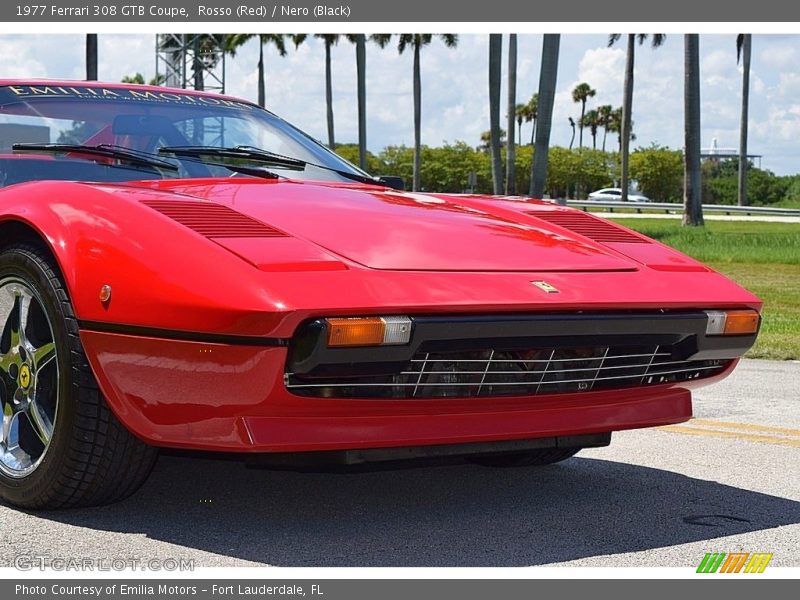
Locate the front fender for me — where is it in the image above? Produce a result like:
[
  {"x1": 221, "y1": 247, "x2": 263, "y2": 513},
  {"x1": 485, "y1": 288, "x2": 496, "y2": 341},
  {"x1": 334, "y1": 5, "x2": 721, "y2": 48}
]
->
[{"x1": 0, "y1": 180, "x2": 290, "y2": 336}]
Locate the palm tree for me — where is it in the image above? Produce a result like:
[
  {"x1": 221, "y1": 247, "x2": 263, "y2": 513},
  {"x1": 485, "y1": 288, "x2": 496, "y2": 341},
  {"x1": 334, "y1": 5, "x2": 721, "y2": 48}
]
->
[
  {"x1": 312, "y1": 34, "x2": 340, "y2": 148},
  {"x1": 581, "y1": 109, "x2": 601, "y2": 149},
  {"x1": 397, "y1": 34, "x2": 459, "y2": 191},
  {"x1": 488, "y1": 34, "x2": 504, "y2": 194},
  {"x1": 597, "y1": 104, "x2": 614, "y2": 152},
  {"x1": 568, "y1": 117, "x2": 576, "y2": 150},
  {"x1": 605, "y1": 106, "x2": 629, "y2": 153},
  {"x1": 530, "y1": 34, "x2": 560, "y2": 198},
  {"x1": 479, "y1": 129, "x2": 506, "y2": 151},
  {"x1": 609, "y1": 33, "x2": 666, "y2": 201},
  {"x1": 606, "y1": 109, "x2": 620, "y2": 151},
  {"x1": 346, "y1": 34, "x2": 392, "y2": 170},
  {"x1": 516, "y1": 94, "x2": 538, "y2": 145},
  {"x1": 506, "y1": 34, "x2": 518, "y2": 195},
  {"x1": 225, "y1": 34, "x2": 288, "y2": 107},
  {"x1": 514, "y1": 103, "x2": 526, "y2": 146},
  {"x1": 737, "y1": 34, "x2": 752, "y2": 207},
  {"x1": 86, "y1": 35, "x2": 98, "y2": 81},
  {"x1": 683, "y1": 34, "x2": 704, "y2": 227},
  {"x1": 571, "y1": 82, "x2": 596, "y2": 148},
  {"x1": 353, "y1": 35, "x2": 368, "y2": 169}
]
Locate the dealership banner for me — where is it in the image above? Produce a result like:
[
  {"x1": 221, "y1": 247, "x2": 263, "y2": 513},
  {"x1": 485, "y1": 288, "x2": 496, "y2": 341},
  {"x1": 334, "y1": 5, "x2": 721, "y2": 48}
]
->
[
  {"x1": 2, "y1": 579, "x2": 789, "y2": 599},
  {"x1": 2, "y1": 0, "x2": 800, "y2": 22}
]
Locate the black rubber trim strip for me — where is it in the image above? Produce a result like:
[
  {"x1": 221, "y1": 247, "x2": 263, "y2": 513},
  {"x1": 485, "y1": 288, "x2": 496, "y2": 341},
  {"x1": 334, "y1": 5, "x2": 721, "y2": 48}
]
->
[
  {"x1": 244, "y1": 432, "x2": 612, "y2": 470},
  {"x1": 79, "y1": 320, "x2": 289, "y2": 347}
]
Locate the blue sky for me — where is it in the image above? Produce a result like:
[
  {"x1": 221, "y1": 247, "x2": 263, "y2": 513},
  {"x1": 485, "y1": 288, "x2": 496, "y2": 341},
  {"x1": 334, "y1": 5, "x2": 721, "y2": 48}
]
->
[{"x1": 1, "y1": 33, "x2": 798, "y2": 174}]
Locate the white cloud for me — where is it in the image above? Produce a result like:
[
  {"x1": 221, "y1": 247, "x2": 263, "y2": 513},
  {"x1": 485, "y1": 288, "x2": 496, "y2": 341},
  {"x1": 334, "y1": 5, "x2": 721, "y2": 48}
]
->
[{"x1": 759, "y1": 41, "x2": 797, "y2": 69}]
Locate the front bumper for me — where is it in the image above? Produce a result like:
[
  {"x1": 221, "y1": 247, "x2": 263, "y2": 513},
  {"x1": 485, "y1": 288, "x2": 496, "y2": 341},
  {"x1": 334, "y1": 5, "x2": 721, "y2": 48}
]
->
[{"x1": 79, "y1": 310, "x2": 752, "y2": 452}]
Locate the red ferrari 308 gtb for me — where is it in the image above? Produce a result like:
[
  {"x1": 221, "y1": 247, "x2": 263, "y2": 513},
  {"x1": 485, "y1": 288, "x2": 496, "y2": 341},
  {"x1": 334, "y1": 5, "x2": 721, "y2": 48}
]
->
[{"x1": 0, "y1": 81, "x2": 760, "y2": 508}]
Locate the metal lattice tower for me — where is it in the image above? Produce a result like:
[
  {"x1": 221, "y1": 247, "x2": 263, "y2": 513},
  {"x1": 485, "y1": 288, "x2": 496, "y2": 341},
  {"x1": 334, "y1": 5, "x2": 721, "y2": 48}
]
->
[
  {"x1": 154, "y1": 34, "x2": 228, "y2": 146},
  {"x1": 155, "y1": 34, "x2": 226, "y2": 93}
]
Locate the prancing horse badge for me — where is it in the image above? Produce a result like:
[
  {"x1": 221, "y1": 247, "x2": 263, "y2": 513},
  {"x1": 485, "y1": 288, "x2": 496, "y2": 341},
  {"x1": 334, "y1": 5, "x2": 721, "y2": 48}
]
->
[{"x1": 531, "y1": 280, "x2": 560, "y2": 294}]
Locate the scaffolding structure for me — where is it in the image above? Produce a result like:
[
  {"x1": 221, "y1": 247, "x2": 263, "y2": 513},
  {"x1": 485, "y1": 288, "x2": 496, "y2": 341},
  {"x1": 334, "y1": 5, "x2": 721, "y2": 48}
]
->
[
  {"x1": 154, "y1": 34, "x2": 228, "y2": 147},
  {"x1": 155, "y1": 34, "x2": 227, "y2": 93}
]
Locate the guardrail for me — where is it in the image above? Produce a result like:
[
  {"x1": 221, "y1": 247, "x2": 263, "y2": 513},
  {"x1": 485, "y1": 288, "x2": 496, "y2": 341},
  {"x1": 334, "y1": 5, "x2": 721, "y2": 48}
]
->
[{"x1": 562, "y1": 199, "x2": 800, "y2": 217}]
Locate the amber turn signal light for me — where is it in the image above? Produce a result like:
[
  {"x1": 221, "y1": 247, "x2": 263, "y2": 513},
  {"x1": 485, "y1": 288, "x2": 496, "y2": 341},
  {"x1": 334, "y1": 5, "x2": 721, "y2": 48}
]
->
[
  {"x1": 326, "y1": 316, "x2": 413, "y2": 347},
  {"x1": 705, "y1": 310, "x2": 760, "y2": 336}
]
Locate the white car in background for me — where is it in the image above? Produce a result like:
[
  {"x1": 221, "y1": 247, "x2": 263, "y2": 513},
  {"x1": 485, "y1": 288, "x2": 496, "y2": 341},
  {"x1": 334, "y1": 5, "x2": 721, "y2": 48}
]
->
[{"x1": 588, "y1": 188, "x2": 651, "y2": 202}]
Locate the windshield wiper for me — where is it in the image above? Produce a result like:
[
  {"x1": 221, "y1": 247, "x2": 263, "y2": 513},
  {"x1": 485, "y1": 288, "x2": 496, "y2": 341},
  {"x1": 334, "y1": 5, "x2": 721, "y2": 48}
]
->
[
  {"x1": 326, "y1": 168, "x2": 386, "y2": 187},
  {"x1": 213, "y1": 163, "x2": 279, "y2": 179},
  {"x1": 160, "y1": 144, "x2": 386, "y2": 186},
  {"x1": 12, "y1": 143, "x2": 179, "y2": 171},
  {"x1": 159, "y1": 145, "x2": 306, "y2": 170},
  {"x1": 235, "y1": 145, "x2": 386, "y2": 186}
]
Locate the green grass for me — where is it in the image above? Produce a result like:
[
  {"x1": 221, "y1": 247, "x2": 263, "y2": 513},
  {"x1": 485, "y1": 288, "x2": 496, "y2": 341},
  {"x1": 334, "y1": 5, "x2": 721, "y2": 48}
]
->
[
  {"x1": 766, "y1": 196, "x2": 800, "y2": 209},
  {"x1": 611, "y1": 219, "x2": 800, "y2": 360},
  {"x1": 610, "y1": 219, "x2": 800, "y2": 265}
]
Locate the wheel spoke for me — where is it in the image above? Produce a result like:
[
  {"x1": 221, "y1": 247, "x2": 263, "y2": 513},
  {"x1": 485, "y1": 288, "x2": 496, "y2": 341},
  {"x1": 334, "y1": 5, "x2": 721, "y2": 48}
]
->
[
  {"x1": 5, "y1": 290, "x2": 21, "y2": 349},
  {"x1": 0, "y1": 350, "x2": 11, "y2": 376},
  {"x1": 1, "y1": 401, "x2": 13, "y2": 449},
  {"x1": 0, "y1": 303, "x2": 17, "y2": 360},
  {"x1": 33, "y1": 342, "x2": 56, "y2": 371},
  {"x1": 16, "y1": 289, "x2": 32, "y2": 349},
  {"x1": 26, "y1": 399, "x2": 52, "y2": 446}
]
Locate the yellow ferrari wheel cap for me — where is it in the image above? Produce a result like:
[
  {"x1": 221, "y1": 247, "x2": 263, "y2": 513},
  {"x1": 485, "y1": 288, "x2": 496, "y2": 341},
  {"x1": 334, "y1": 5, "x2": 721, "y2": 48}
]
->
[{"x1": 19, "y1": 365, "x2": 31, "y2": 389}]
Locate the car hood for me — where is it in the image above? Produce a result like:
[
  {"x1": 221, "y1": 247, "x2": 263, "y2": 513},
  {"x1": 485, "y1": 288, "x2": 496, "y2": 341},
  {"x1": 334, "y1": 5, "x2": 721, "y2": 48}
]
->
[{"x1": 123, "y1": 179, "x2": 640, "y2": 273}]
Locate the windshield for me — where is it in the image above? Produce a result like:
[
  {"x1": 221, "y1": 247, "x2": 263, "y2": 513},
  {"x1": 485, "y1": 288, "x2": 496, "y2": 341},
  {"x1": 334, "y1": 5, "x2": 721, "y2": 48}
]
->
[{"x1": 0, "y1": 84, "x2": 369, "y2": 186}]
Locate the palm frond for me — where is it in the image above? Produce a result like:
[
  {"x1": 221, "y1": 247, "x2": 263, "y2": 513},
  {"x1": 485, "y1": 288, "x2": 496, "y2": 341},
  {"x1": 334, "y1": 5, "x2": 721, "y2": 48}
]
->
[
  {"x1": 440, "y1": 34, "x2": 459, "y2": 48},
  {"x1": 260, "y1": 34, "x2": 287, "y2": 56},
  {"x1": 397, "y1": 34, "x2": 413, "y2": 54},
  {"x1": 223, "y1": 33, "x2": 255, "y2": 56},
  {"x1": 370, "y1": 34, "x2": 392, "y2": 48},
  {"x1": 737, "y1": 33, "x2": 745, "y2": 63}
]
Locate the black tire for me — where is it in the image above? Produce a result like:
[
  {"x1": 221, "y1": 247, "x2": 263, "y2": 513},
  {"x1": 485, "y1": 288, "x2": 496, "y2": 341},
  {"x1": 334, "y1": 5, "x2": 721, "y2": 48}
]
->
[
  {"x1": 0, "y1": 244, "x2": 157, "y2": 509},
  {"x1": 469, "y1": 447, "x2": 581, "y2": 468}
]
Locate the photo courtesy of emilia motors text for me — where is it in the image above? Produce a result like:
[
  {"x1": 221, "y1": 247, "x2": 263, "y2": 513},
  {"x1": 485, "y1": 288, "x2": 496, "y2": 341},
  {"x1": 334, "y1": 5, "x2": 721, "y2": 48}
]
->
[{"x1": 0, "y1": 0, "x2": 799, "y2": 596}]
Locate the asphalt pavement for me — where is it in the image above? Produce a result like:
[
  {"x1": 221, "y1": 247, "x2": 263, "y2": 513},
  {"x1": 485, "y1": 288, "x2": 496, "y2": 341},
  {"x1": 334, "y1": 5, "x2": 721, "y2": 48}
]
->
[{"x1": 0, "y1": 358, "x2": 798, "y2": 568}]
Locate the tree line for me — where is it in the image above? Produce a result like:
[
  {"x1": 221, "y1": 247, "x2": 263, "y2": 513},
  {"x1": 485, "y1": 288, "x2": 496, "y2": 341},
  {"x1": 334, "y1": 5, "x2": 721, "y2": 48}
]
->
[{"x1": 335, "y1": 143, "x2": 794, "y2": 207}]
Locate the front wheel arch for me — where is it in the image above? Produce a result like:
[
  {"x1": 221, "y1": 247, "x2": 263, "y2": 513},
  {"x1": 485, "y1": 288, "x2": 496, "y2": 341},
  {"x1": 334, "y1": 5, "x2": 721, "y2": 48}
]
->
[{"x1": 0, "y1": 219, "x2": 67, "y2": 290}]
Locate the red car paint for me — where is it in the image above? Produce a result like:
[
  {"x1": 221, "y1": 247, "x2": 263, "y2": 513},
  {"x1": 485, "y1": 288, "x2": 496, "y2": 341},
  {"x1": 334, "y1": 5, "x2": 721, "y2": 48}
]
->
[{"x1": 0, "y1": 81, "x2": 761, "y2": 453}]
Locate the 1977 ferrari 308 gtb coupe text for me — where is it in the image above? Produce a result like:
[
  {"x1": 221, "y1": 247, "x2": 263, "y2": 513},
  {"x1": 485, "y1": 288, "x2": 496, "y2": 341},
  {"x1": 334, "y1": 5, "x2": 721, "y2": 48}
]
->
[{"x1": 0, "y1": 81, "x2": 760, "y2": 508}]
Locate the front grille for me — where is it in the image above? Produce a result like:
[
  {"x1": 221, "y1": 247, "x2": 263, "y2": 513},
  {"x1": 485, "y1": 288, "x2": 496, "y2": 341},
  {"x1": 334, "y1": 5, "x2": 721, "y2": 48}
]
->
[{"x1": 285, "y1": 343, "x2": 731, "y2": 399}]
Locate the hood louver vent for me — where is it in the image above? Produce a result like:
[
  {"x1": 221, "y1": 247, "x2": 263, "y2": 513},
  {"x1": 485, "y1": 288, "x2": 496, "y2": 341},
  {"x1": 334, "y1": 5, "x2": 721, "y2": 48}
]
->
[
  {"x1": 141, "y1": 199, "x2": 287, "y2": 239},
  {"x1": 527, "y1": 210, "x2": 648, "y2": 244}
]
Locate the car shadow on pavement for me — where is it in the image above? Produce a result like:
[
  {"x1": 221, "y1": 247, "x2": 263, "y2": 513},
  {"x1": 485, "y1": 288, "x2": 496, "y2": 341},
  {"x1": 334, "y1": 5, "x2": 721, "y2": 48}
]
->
[{"x1": 21, "y1": 453, "x2": 800, "y2": 566}]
